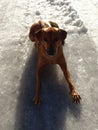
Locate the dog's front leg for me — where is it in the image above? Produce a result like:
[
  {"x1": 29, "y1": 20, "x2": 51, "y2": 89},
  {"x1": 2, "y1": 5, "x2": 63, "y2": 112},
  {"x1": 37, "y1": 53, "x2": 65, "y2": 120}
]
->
[
  {"x1": 58, "y1": 57, "x2": 81, "y2": 103},
  {"x1": 33, "y1": 60, "x2": 45, "y2": 105}
]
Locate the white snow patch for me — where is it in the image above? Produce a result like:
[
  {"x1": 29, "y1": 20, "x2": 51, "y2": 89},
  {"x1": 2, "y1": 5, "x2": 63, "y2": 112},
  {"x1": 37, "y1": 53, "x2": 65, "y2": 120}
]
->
[
  {"x1": 27, "y1": 0, "x2": 87, "y2": 34},
  {"x1": 0, "y1": 0, "x2": 88, "y2": 46},
  {"x1": 71, "y1": 0, "x2": 98, "y2": 48}
]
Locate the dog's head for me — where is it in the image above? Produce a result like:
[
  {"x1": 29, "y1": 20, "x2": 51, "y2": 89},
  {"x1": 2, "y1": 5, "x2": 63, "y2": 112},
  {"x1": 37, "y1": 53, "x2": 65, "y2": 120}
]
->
[{"x1": 35, "y1": 27, "x2": 67, "y2": 56}]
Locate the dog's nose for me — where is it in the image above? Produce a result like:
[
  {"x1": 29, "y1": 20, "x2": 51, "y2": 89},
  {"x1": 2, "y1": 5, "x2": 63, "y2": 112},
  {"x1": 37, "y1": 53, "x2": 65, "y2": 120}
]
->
[{"x1": 47, "y1": 47, "x2": 56, "y2": 56}]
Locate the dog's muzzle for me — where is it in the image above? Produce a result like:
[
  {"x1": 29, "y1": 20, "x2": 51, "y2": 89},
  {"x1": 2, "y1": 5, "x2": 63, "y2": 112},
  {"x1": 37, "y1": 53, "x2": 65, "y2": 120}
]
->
[{"x1": 47, "y1": 47, "x2": 56, "y2": 56}]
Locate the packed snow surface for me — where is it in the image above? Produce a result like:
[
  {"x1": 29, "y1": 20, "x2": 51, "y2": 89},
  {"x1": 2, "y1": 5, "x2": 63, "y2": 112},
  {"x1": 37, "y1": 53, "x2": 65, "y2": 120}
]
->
[
  {"x1": 0, "y1": 0, "x2": 98, "y2": 130},
  {"x1": 32, "y1": 0, "x2": 87, "y2": 33},
  {"x1": 71, "y1": 0, "x2": 98, "y2": 48},
  {"x1": 15, "y1": 0, "x2": 88, "y2": 34}
]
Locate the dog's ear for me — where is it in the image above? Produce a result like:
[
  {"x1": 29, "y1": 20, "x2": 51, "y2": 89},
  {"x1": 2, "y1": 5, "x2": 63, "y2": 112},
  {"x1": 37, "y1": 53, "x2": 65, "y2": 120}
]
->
[
  {"x1": 60, "y1": 29, "x2": 67, "y2": 45},
  {"x1": 60, "y1": 29, "x2": 67, "y2": 40},
  {"x1": 35, "y1": 29, "x2": 43, "y2": 41},
  {"x1": 49, "y1": 21, "x2": 59, "y2": 28}
]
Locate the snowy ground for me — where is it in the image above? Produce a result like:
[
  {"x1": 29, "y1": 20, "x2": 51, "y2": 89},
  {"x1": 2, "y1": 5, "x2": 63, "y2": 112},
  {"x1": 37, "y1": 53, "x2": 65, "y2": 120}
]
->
[
  {"x1": 71, "y1": 0, "x2": 98, "y2": 49},
  {"x1": 0, "y1": 0, "x2": 98, "y2": 130}
]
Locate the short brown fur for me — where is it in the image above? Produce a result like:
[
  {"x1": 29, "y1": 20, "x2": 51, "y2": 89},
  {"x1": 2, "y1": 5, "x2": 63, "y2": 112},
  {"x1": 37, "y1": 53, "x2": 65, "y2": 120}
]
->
[{"x1": 29, "y1": 20, "x2": 81, "y2": 105}]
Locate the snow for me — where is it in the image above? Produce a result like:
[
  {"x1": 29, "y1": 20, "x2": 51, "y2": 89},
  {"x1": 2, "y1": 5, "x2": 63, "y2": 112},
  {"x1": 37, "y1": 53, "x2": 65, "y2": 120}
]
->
[
  {"x1": 71, "y1": 0, "x2": 98, "y2": 48},
  {"x1": 21, "y1": 0, "x2": 88, "y2": 34},
  {"x1": 0, "y1": 0, "x2": 98, "y2": 130}
]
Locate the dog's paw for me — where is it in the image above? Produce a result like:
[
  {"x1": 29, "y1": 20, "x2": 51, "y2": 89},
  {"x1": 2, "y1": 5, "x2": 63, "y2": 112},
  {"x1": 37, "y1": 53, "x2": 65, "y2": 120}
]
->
[
  {"x1": 70, "y1": 90, "x2": 81, "y2": 104},
  {"x1": 33, "y1": 95, "x2": 41, "y2": 105}
]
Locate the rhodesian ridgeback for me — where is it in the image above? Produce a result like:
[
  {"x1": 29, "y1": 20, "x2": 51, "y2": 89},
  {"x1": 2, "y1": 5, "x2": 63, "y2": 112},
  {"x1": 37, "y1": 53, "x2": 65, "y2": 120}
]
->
[{"x1": 29, "y1": 20, "x2": 81, "y2": 105}]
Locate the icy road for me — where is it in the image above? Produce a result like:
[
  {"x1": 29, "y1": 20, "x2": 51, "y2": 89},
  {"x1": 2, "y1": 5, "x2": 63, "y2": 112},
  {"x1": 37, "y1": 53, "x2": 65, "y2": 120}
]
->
[{"x1": 0, "y1": 0, "x2": 98, "y2": 130}]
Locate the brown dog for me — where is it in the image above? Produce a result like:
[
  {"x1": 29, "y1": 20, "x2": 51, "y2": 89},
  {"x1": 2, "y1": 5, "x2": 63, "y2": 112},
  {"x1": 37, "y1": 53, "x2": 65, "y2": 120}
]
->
[{"x1": 29, "y1": 20, "x2": 81, "y2": 105}]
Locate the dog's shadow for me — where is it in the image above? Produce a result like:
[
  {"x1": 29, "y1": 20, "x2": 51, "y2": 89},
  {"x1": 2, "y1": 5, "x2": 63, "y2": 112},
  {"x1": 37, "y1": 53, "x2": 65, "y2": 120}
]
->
[{"x1": 14, "y1": 46, "x2": 82, "y2": 130}]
